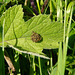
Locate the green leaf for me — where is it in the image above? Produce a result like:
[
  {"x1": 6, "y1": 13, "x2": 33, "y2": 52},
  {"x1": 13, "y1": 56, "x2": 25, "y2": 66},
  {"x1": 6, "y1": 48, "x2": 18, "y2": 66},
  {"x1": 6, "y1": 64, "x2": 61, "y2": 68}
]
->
[{"x1": 0, "y1": 5, "x2": 64, "y2": 58}]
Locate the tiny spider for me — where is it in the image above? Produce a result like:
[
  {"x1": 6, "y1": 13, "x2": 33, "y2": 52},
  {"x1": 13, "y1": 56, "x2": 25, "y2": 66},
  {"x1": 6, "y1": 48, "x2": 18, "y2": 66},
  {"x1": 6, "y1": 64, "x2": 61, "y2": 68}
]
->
[{"x1": 31, "y1": 31, "x2": 42, "y2": 42}]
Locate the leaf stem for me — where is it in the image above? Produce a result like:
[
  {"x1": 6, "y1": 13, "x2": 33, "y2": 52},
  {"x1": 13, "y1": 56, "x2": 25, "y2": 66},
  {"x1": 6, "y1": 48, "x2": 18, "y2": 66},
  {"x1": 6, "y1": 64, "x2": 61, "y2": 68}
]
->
[{"x1": 38, "y1": 57, "x2": 42, "y2": 75}]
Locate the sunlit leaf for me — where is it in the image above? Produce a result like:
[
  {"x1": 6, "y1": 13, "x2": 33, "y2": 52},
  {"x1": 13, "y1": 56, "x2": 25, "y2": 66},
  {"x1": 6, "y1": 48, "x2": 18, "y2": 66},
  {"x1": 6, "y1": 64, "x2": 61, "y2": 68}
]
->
[{"x1": 0, "y1": 5, "x2": 64, "y2": 58}]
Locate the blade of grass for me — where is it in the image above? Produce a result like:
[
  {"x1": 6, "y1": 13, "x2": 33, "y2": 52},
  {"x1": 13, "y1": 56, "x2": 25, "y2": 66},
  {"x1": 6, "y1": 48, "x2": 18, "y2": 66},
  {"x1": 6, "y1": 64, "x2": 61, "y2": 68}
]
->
[
  {"x1": 29, "y1": 55, "x2": 34, "y2": 75},
  {"x1": 57, "y1": 0, "x2": 63, "y2": 22},
  {"x1": 44, "y1": 1, "x2": 49, "y2": 14},
  {"x1": 29, "y1": 55, "x2": 36, "y2": 75},
  {"x1": 38, "y1": 57, "x2": 42, "y2": 75},
  {"x1": 60, "y1": 0, "x2": 63, "y2": 23},
  {"x1": 2, "y1": 19, "x2": 5, "y2": 75},
  {"x1": 58, "y1": 42, "x2": 62, "y2": 75},
  {"x1": 57, "y1": 0, "x2": 63, "y2": 75},
  {"x1": 40, "y1": 0, "x2": 44, "y2": 5},
  {"x1": 23, "y1": 6, "x2": 36, "y2": 16},
  {"x1": 62, "y1": 0, "x2": 67, "y2": 74},
  {"x1": 50, "y1": 51, "x2": 53, "y2": 72},
  {"x1": 57, "y1": 0, "x2": 63, "y2": 74},
  {"x1": 33, "y1": 56, "x2": 36, "y2": 75},
  {"x1": 57, "y1": 0, "x2": 61, "y2": 21},
  {"x1": 50, "y1": 0, "x2": 53, "y2": 17},
  {"x1": 62, "y1": 5, "x2": 73, "y2": 75},
  {"x1": 36, "y1": 0, "x2": 41, "y2": 14}
]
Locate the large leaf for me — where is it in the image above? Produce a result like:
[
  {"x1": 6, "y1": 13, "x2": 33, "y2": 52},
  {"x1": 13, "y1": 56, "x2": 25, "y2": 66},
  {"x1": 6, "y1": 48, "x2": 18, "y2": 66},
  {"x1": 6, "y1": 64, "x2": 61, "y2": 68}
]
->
[{"x1": 0, "y1": 5, "x2": 64, "y2": 58}]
